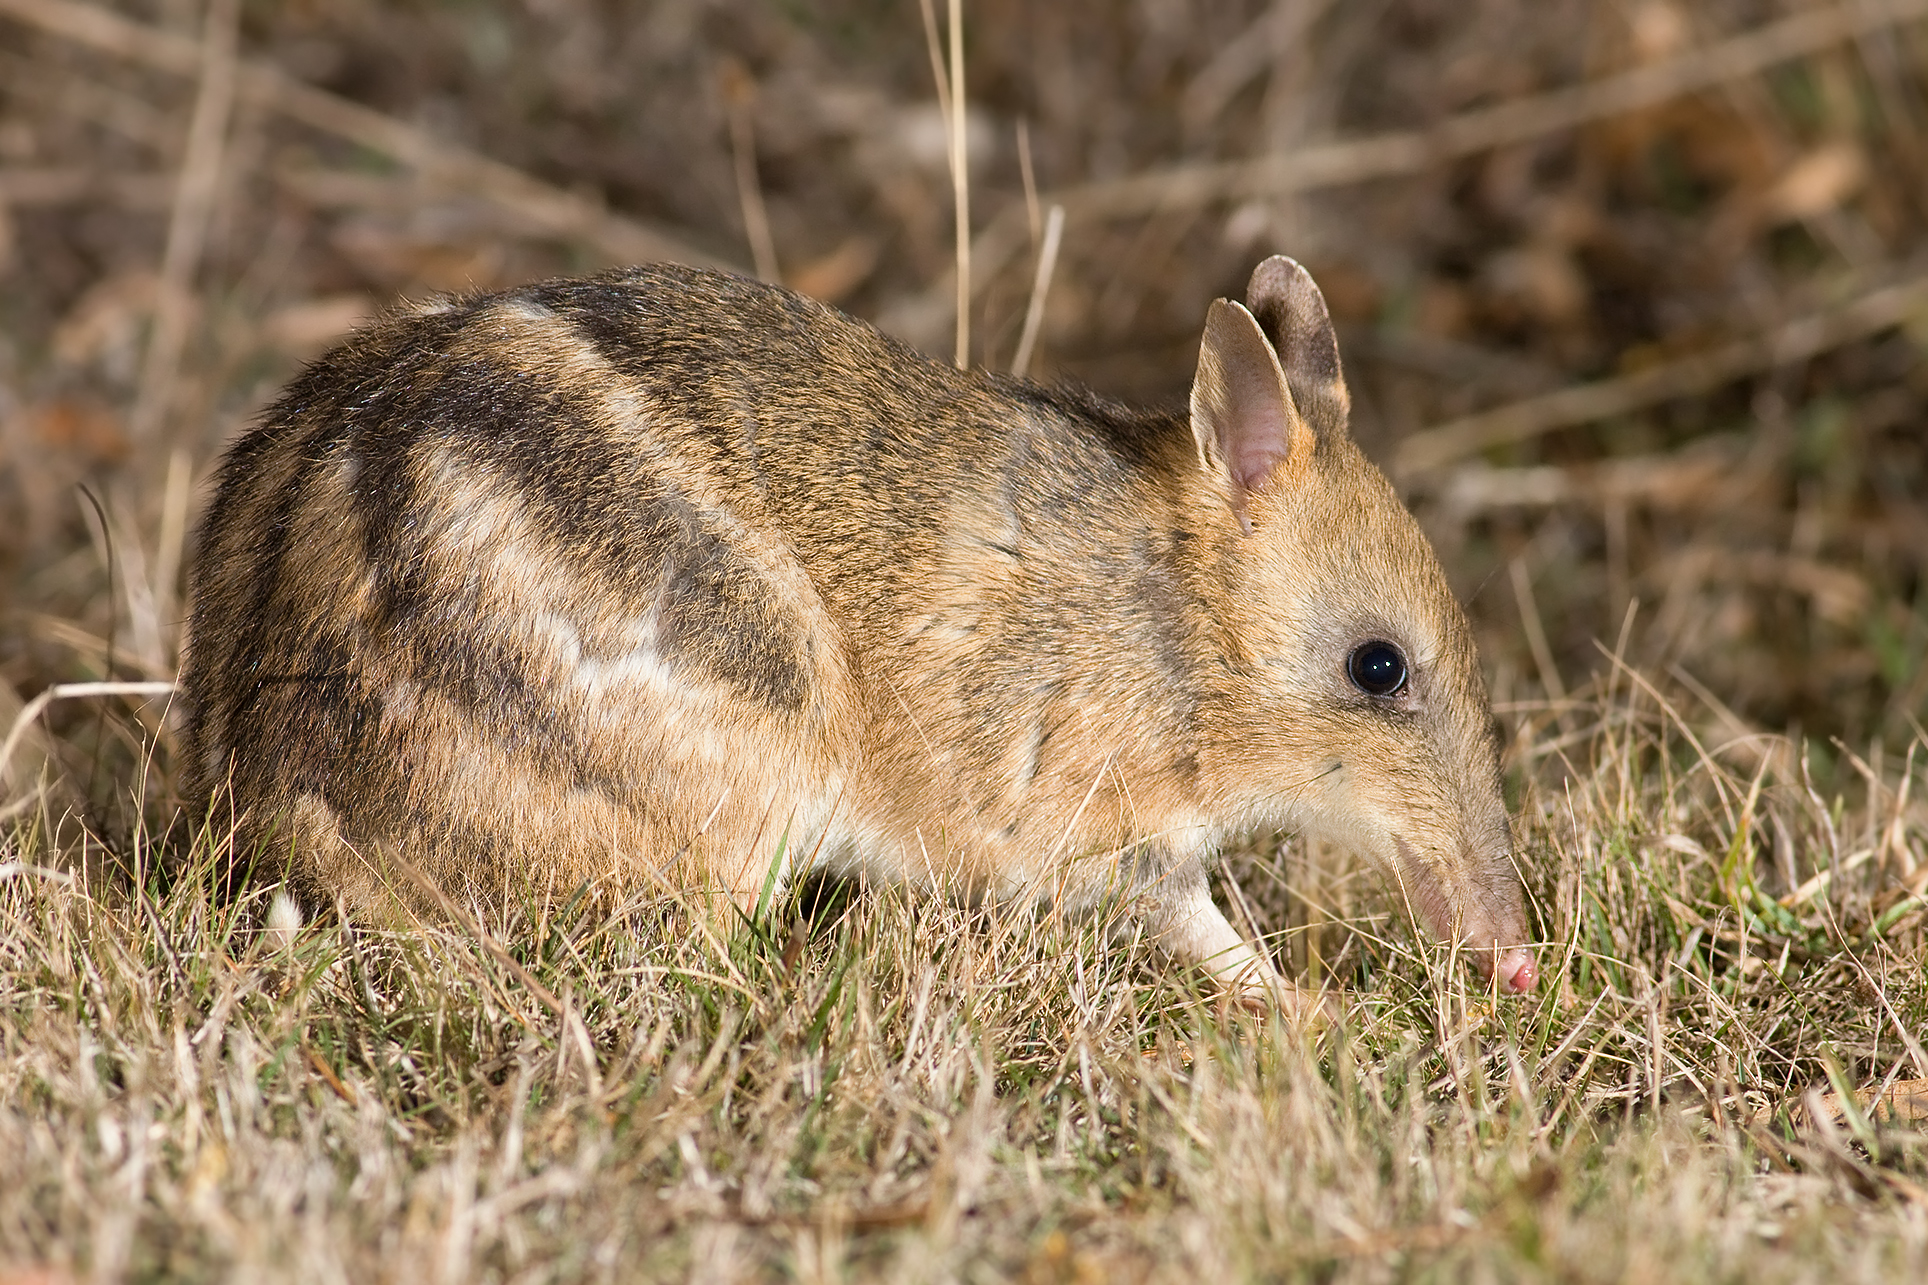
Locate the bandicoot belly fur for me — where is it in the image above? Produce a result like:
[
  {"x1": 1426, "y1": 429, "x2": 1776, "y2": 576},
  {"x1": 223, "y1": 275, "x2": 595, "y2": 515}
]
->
[{"x1": 180, "y1": 256, "x2": 1538, "y2": 1013}]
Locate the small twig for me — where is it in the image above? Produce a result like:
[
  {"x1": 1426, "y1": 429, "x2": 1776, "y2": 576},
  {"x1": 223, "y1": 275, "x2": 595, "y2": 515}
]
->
[
  {"x1": 303, "y1": 1043, "x2": 356, "y2": 1104},
  {"x1": 950, "y1": 0, "x2": 969, "y2": 367},
  {"x1": 1395, "y1": 268, "x2": 1928, "y2": 475},
  {"x1": 1, "y1": 681, "x2": 177, "y2": 774},
  {"x1": 1509, "y1": 555, "x2": 1569, "y2": 711},
  {"x1": 0, "y1": 167, "x2": 174, "y2": 207},
  {"x1": 100, "y1": 497, "x2": 167, "y2": 685},
  {"x1": 721, "y1": 59, "x2": 780, "y2": 285},
  {"x1": 915, "y1": 0, "x2": 952, "y2": 135},
  {"x1": 1, "y1": 681, "x2": 177, "y2": 819},
  {"x1": 1009, "y1": 203, "x2": 1063, "y2": 379},
  {"x1": 920, "y1": 0, "x2": 971, "y2": 364},
  {"x1": 1180, "y1": 0, "x2": 1336, "y2": 130},
  {"x1": 0, "y1": 862, "x2": 76, "y2": 883},
  {"x1": 128, "y1": 0, "x2": 238, "y2": 445},
  {"x1": 1015, "y1": 118, "x2": 1039, "y2": 246},
  {"x1": 152, "y1": 448, "x2": 193, "y2": 671}
]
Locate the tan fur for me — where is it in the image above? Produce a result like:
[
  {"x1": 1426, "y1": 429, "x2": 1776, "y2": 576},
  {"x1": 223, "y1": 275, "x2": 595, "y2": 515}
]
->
[{"x1": 180, "y1": 258, "x2": 1537, "y2": 1014}]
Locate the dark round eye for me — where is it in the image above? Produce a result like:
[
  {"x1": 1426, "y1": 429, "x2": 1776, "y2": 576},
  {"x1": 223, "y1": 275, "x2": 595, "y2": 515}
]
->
[{"x1": 1347, "y1": 641, "x2": 1408, "y2": 697}]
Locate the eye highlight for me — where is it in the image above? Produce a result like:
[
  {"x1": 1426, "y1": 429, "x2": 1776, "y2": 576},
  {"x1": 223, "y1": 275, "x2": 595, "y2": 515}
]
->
[{"x1": 1347, "y1": 641, "x2": 1409, "y2": 697}]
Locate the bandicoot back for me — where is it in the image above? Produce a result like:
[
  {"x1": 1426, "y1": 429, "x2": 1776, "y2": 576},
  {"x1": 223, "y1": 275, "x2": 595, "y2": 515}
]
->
[{"x1": 181, "y1": 256, "x2": 1537, "y2": 1012}]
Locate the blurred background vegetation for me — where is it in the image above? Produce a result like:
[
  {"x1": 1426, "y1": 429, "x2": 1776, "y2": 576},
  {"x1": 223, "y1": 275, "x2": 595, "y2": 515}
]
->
[{"x1": 2, "y1": 0, "x2": 1927, "y2": 816}]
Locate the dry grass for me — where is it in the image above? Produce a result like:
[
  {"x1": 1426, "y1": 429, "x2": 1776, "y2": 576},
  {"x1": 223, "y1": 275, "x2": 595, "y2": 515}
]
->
[
  {"x1": 0, "y1": 671, "x2": 1924, "y2": 1281},
  {"x1": 4, "y1": 0, "x2": 1928, "y2": 1279}
]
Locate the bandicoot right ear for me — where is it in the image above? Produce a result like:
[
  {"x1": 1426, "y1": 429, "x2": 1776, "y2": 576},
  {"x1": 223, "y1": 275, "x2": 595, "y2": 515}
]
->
[
  {"x1": 1243, "y1": 255, "x2": 1350, "y2": 436},
  {"x1": 1190, "y1": 298, "x2": 1313, "y2": 532}
]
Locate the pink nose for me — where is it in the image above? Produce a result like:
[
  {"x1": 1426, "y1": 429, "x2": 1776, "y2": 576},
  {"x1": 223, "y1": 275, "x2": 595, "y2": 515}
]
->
[{"x1": 1493, "y1": 947, "x2": 1538, "y2": 993}]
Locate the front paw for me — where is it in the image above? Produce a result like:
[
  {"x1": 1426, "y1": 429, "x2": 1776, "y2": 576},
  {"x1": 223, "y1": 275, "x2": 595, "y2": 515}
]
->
[{"x1": 1218, "y1": 972, "x2": 1342, "y2": 1029}]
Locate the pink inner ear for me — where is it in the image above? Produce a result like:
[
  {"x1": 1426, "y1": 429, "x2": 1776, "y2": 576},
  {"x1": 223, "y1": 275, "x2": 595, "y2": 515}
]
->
[
  {"x1": 1233, "y1": 439, "x2": 1290, "y2": 496},
  {"x1": 1216, "y1": 308, "x2": 1300, "y2": 494},
  {"x1": 1193, "y1": 299, "x2": 1310, "y2": 514}
]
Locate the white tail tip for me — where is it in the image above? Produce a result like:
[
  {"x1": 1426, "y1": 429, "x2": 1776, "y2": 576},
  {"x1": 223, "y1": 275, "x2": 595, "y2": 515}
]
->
[{"x1": 267, "y1": 889, "x2": 304, "y2": 948}]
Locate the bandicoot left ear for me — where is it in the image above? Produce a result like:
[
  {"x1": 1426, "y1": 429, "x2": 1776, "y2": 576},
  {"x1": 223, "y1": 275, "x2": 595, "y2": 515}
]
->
[
  {"x1": 1190, "y1": 297, "x2": 1313, "y2": 532},
  {"x1": 1244, "y1": 255, "x2": 1351, "y2": 437}
]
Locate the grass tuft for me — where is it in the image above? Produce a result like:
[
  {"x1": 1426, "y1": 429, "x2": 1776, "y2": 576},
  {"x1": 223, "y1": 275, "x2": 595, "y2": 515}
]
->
[{"x1": 2, "y1": 671, "x2": 1923, "y2": 1280}]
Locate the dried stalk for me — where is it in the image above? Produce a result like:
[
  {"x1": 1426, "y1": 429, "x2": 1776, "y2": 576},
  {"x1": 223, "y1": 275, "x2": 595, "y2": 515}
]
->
[
  {"x1": 0, "y1": 680, "x2": 177, "y2": 819},
  {"x1": 0, "y1": 168, "x2": 174, "y2": 207},
  {"x1": 949, "y1": 0, "x2": 970, "y2": 369},
  {"x1": 722, "y1": 61, "x2": 781, "y2": 285},
  {"x1": 128, "y1": 0, "x2": 237, "y2": 446},
  {"x1": 1010, "y1": 204, "x2": 1064, "y2": 379},
  {"x1": 920, "y1": 0, "x2": 972, "y2": 367},
  {"x1": 1394, "y1": 269, "x2": 1928, "y2": 475}
]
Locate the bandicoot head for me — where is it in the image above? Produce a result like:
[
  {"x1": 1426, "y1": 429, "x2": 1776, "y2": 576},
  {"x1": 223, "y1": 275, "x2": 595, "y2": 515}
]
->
[{"x1": 1193, "y1": 257, "x2": 1537, "y2": 993}]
